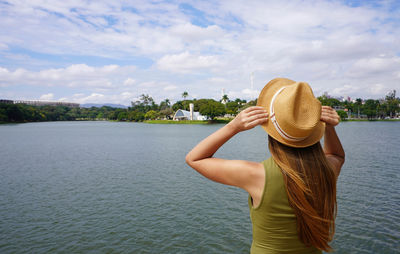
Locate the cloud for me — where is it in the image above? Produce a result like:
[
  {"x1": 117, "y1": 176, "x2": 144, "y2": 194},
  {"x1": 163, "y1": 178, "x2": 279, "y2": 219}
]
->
[
  {"x1": 157, "y1": 51, "x2": 221, "y2": 73},
  {"x1": 367, "y1": 83, "x2": 388, "y2": 96},
  {"x1": 0, "y1": 0, "x2": 399, "y2": 103},
  {"x1": 0, "y1": 64, "x2": 136, "y2": 88},
  {"x1": 169, "y1": 23, "x2": 223, "y2": 42},
  {"x1": 163, "y1": 85, "x2": 177, "y2": 91},
  {"x1": 39, "y1": 93, "x2": 54, "y2": 100},
  {"x1": 65, "y1": 93, "x2": 106, "y2": 104},
  {"x1": 349, "y1": 56, "x2": 400, "y2": 76},
  {"x1": 123, "y1": 78, "x2": 136, "y2": 86},
  {"x1": 330, "y1": 85, "x2": 360, "y2": 97}
]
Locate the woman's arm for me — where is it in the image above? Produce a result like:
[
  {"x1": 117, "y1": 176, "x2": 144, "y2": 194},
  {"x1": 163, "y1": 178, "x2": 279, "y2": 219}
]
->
[
  {"x1": 320, "y1": 106, "x2": 345, "y2": 177},
  {"x1": 185, "y1": 106, "x2": 268, "y2": 191}
]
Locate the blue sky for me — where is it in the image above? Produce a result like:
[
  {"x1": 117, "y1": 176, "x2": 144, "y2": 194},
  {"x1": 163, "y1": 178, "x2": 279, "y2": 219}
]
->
[{"x1": 0, "y1": 0, "x2": 399, "y2": 105}]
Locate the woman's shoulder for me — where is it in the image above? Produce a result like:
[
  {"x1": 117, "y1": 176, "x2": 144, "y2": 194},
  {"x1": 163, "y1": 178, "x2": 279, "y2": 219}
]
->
[{"x1": 262, "y1": 157, "x2": 280, "y2": 172}]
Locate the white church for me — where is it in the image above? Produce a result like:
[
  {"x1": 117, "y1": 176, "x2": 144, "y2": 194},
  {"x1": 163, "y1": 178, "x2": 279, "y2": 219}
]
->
[{"x1": 173, "y1": 103, "x2": 208, "y2": 121}]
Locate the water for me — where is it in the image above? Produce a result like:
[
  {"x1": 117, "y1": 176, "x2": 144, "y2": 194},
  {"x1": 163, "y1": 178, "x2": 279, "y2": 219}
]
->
[{"x1": 0, "y1": 121, "x2": 399, "y2": 253}]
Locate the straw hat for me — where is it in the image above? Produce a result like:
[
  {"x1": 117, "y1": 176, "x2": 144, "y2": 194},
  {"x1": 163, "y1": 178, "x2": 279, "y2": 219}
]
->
[{"x1": 257, "y1": 78, "x2": 325, "y2": 148}]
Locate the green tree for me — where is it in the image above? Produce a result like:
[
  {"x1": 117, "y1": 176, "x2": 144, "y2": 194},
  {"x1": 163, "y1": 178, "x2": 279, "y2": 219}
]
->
[
  {"x1": 353, "y1": 98, "x2": 362, "y2": 118},
  {"x1": 364, "y1": 99, "x2": 379, "y2": 120},
  {"x1": 159, "y1": 108, "x2": 173, "y2": 119},
  {"x1": 128, "y1": 110, "x2": 145, "y2": 122},
  {"x1": 221, "y1": 94, "x2": 229, "y2": 104},
  {"x1": 225, "y1": 101, "x2": 240, "y2": 115},
  {"x1": 172, "y1": 101, "x2": 184, "y2": 111},
  {"x1": 182, "y1": 91, "x2": 189, "y2": 100},
  {"x1": 97, "y1": 112, "x2": 104, "y2": 119},
  {"x1": 199, "y1": 100, "x2": 226, "y2": 120},
  {"x1": 172, "y1": 100, "x2": 192, "y2": 111},
  {"x1": 159, "y1": 98, "x2": 171, "y2": 110},
  {"x1": 131, "y1": 94, "x2": 157, "y2": 113},
  {"x1": 337, "y1": 110, "x2": 347, "y2": 120},
  {"x1": 385, "y1": 90, "x2": 399, "y2": 118},
  {"x1": 117, "y1": 111, "x2": 128, "y2": 121},
  {"x1": 144, "y1": 110, "x2": 159, "y2": 120},
  {"x1": 6, "y1": 104, "x2": 24, "y2": 122},
  {"x1": 0, "y1": 107, "x2": 7, "y2": 122},
  {"x1": 317, "y1": 95, "x2": 341, "y2": 107}
]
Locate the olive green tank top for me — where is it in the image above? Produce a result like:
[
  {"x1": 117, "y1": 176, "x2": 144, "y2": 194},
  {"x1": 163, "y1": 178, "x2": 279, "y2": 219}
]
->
[{"x1": 248, "y1": 157, "x2": 322, "y2": 254}]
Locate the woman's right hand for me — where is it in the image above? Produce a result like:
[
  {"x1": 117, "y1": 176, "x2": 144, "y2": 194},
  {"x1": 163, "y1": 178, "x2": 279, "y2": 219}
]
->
[{"x1": 228, "y1": 106, "x2": 269, "y2": 133}]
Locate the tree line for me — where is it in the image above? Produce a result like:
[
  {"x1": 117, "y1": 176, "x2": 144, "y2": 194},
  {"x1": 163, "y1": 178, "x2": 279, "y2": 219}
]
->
[
  {"x1": 1, "y1": 90, "x2": 399, "y2": 123},
  {"x1": 317, "y1": 90, "x2": 399, "y2": 120}
]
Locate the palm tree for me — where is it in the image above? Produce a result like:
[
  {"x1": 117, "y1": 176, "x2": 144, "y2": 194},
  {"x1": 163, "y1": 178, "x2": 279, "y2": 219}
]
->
[
  {"x1": 221, "y1": 94, "x2": 229, "y2": 104},
  {"x1": 165, "y1": 98, "x2": 170, "y2": 107},
  {"x1": 160, "y1": 98, "x2": 171, "y2": 110},
  {"x1": 182, "y1": 91, "x2": 188, "y2": 100}
]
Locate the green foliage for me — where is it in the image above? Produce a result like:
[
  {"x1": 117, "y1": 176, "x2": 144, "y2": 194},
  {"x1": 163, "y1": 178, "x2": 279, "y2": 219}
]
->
[
  {"x1": 317, "y1": 95, "x2": 341, "y2": 107},
  {"x1": 199, "y1": 100, "x2": 226, "y2": 120},
  {"x1": 1, "y1": 89, "x2": 398, "y2": 123},
  {"x1": 364, "y1": 99, "x2": 379, "y2": 120},
  {"x1": 128, "y1": 110, "x2": 145, "y2": 122},
  {"x1": 221, "y1": 94, "x2": 229, "y2": 104},
  {"x1": 385, "y1": 90, "x2": 400, "y2": 118},
  {"x1": 117, "y1": 112, "x2": 128, "y2": 121},
  {"x1": 130, "y1": 94, "x2": 157, "y2": 113},
  {"x1": 337, "y1": 110, "x2": 348, "y2": 120},
  {"x1": 172, "y1": 100, "x2": 192, "y2": 111},
  {"x1": 225, "y1": 101, "x2": 240, "y2": 115},
  {"x1": 159, "y1": 108, "x2": 173, "y2": 119},
  {"x1": 144, "y1": 110, "x2": 159, "y2": 120}
]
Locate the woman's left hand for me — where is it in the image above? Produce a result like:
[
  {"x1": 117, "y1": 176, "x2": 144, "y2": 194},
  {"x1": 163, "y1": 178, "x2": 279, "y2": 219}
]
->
[
  {"x1": 228, "y1": 106, "x2": 269, "y2": 132},
  {"x1": 320, "y1": 106, "x2": 340, "y2": 127}
]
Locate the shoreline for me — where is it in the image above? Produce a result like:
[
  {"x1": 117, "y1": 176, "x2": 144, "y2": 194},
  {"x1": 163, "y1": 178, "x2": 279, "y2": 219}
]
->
[
  {"x1": 144, "y1": 119, "x2": 231, "y2": 124},
  {"x1": 1, "y1": 118, "x2": 399, "y2": 125},
  {"x1": 341, "y1": 118, "x2": 400, "y2": 122}
]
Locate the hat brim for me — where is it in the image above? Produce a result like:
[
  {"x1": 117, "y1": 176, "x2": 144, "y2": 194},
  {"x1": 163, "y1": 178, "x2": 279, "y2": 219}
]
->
[{"x1": 257, "y1": 78, "x2": 325, "y2": 148}]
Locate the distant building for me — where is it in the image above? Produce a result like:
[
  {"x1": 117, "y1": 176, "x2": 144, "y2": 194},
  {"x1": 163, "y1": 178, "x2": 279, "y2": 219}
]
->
[
  {"x1": 173, "y1": 109, "x2": 208, "y2": 121},
  {"x1": 0, "y1": 99, "x2": 13, "y2": 104},
  {"x1": 173, "y1": 103, "x2": 208, "y2": 120},
  {"x1": 332, "y1": 106, "x2": 345, "y2": 111},
  {"x1": 12, "y1": 100, "x2": 80, "y2": 108}
]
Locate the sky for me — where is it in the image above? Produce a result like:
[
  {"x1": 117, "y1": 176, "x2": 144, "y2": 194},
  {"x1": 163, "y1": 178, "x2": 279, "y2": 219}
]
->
[{"x1": 0, "y1": 0, "x2": 399, "y2": 105}]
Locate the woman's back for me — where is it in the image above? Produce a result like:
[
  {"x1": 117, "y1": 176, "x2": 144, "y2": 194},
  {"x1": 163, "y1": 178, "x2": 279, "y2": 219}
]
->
[
  {"x1": 249, "y1": 158, "x2": 322, "y2": 254},
  {"x1": 186, "y1": 78, "x2": 345, "y2": 253}
]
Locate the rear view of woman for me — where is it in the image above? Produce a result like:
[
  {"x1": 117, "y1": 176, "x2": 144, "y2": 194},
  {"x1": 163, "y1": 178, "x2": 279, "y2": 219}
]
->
[{"x1": 186, "y1": 78, "x2": 345, "y2": 253}]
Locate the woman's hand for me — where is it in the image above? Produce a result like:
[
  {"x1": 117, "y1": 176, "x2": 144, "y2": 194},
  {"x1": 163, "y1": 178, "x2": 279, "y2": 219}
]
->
[
  {"x1": 228, "y1": 106, "x2": 269, "y2": 133},
  {"x1": 320, "y1": 106, "x2": 340, "y2": 127}
]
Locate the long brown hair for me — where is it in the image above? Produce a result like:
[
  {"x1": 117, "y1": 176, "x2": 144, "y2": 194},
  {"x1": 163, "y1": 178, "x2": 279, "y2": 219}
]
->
[{"x1": 268, "y1": 135, "x2": 337, "y2": 252}]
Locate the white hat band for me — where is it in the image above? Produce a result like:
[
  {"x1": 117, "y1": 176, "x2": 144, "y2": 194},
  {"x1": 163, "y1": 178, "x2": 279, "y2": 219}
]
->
[{"x1": 270, "y1": 87, "x2": 307, "y2": 142}]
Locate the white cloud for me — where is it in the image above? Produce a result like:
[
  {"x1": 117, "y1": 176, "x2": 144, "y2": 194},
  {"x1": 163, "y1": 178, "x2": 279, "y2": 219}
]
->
[
  {"x1": 123, "y1": 78, "x2": 136, "y2": 86},
  {"x1": 163, "y1": 85, "x2": 177, "y2": 91},
  {"x1": 0, "y1": 64, "x2": 136, "y2": 88},
  {"x1": 368, "y1": 83, "x2": 388, "y2": 96},
  {"x1": 157, "y1": 51, "x2": 221, "y2": 73},
  {"x1": 208, "y1": 77, "x2": 229, "y2": 83},
  {"x1": 169, "y1": 23, "x2": 223, "y2": 42},
  {"x1": 69, "y1": 93, "x2": 106, "y2": 104},
  {"x1": 331, "y1": 85, "x2": 360, "y2": 97},
  {"x1": 350, "y1": 56, "x2": 400, "y2": 75},
  {"x1": 0, "y1": 0, "x2": 399, "y2": 102},
  {"x1": 39, "y1": 93, "x2": 54, "y2": 100}
]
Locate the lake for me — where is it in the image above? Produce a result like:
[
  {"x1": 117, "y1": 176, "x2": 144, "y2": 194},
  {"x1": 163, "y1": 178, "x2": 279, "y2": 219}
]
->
[{"x1": 0, "y1": 121, "x2": 399, "y2": 253}]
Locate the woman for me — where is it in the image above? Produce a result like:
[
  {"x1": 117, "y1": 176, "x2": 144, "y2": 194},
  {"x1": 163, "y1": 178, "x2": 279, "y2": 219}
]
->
[{"x1": 186, "y1": 78, "x2": 345, "y2": 253}]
